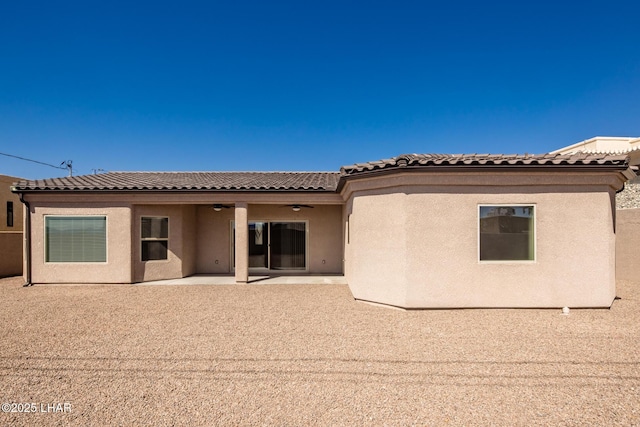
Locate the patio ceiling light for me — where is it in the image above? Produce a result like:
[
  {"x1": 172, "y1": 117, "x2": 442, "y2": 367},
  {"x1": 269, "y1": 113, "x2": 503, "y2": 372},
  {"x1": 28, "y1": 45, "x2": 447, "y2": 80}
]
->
[
  {"x1": 285, "y1": 204, "x2": 314, "y2": 212},
  {"x1": 212, "y1": 204, "x2": 232, "y2": 212}
]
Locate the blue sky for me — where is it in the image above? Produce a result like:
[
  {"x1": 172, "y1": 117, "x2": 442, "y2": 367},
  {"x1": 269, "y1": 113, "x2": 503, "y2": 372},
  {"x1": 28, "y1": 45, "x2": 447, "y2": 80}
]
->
[{"x1": 1, "y1": 0, "x2": 639, "y2": 179}]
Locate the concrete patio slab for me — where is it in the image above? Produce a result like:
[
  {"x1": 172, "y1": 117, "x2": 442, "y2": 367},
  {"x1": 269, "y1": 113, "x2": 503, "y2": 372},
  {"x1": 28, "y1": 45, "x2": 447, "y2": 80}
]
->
[{"x1": 137, "y1": 274, "x2": 347, "y2": 286}]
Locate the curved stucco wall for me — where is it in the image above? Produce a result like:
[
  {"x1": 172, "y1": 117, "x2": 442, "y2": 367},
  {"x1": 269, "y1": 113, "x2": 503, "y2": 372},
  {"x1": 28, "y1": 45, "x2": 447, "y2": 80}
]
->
[
  {"x1": 345, "y1": 193, "x2": 408, "y2": 307},
  {"x1": 344, "y1": 173, "x2": 619, "y2": 308}
]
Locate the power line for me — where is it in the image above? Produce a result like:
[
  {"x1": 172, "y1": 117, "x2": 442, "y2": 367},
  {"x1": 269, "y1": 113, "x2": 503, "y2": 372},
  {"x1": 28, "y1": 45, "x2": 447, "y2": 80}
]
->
[
  {"x1": 0, "y1": 151, "x2": 66, "y2": 170},
  {"x1": 0, "y1": 152, "x2": 73, "y2": 176}
]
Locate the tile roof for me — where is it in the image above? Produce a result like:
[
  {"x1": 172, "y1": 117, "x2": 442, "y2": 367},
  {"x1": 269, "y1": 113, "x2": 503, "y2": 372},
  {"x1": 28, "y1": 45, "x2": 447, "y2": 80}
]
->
[
  {"x1": 340, "y1": 153, "x2": 631, "y2": 176},
  {"x1": 13, "y1": 171, "x2": 341, "y2": 192},
  {"x1": 581, "y1": 147, "x2": 640, "y2": 154},
  {"x1": 11, "y1": 153, "x2": 634, "y2": 193}
]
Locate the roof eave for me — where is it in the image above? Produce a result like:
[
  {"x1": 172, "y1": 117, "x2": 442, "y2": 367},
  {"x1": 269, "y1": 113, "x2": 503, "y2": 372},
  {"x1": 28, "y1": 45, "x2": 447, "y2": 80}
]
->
[
  {"x1": 12, "y1": 187, "x2": 339, "y2": 194},
  {"x1": 336, "y1": 163, "x2": 633, "y2": 191}
]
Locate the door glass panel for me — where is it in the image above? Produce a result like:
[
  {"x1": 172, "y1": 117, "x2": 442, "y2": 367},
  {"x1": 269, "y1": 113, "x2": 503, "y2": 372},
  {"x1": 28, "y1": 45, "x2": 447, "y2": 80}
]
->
[
  {"x1": 270, "y1": 222, "x2": 306, "y2": 270},
  {"x1": 248, "y1": 222, "x2": 268, "y2": 268}
]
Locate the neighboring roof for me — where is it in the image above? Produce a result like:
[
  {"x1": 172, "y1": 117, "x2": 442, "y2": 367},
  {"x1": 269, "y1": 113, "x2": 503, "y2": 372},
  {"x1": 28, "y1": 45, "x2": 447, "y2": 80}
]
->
[
  {"x1": 0, "y1": 174, "x2": 25, "y2": 182},
  {"x1": 340, "y1": 153, "x2": 632, "y2": 176},
  {"x1": 12, "y1": 171, "x2": 341, "y2": 192},
  {"x1": 551, "y1": 136, "x2": 640, "y2": 167},
  {"x1": 551, "y1": 136, "x2": 640, "y2": 155}
]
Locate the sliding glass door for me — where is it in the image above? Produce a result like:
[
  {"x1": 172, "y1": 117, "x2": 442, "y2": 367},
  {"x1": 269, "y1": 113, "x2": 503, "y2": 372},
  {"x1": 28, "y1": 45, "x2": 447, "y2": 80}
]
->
[
  {"x1": 249, "y1": 222, "x2": 268, "y2": 268},
  {"x1": 270, "y1": 222, "x2": 306, "y2": 270},
  {"x1": 233, "y1": 221, "x2": 307, "y2": 271}
]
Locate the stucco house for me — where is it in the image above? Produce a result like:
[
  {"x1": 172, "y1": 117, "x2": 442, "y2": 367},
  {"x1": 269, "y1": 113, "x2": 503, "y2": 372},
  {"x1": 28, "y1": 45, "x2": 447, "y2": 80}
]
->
[
  {"x1": 551, "y1": 136, "x2": 640, "y2": 166},
  {"x1": 1, "y1": 174, "x2": 24, "y2": 278},
  {"x1": 552, "y1": 136, "x2": 640, "y2": 282},
  {"x1": 11, "y1": 151, "x2": 636, "y2": 309}
]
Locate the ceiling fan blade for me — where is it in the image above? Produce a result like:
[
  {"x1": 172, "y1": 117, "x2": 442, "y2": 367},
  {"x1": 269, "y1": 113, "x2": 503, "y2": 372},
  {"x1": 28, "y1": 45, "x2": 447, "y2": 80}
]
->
[
  {"x1": 283, "y1": 204, "x2": 314, "y2": 209},
  {"x1": 211, "y1": 204, "x2": 232, "y2": 210}
]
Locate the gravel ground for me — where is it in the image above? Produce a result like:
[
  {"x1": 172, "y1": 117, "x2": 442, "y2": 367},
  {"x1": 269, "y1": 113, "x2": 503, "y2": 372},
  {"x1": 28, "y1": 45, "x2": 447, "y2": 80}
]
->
[
  {"x1": 1, "y1": 277, "x2": 639, "y2": 426},
  {"x1": 617, "y1": 184, "x2": 640, "y2": 209}
]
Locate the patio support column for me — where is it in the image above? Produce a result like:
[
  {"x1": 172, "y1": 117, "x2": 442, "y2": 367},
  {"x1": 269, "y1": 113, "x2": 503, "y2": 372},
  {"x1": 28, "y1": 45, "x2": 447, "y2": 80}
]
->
[{"x1": 234, "y1": 202, "x2": 249, "y2": 283}]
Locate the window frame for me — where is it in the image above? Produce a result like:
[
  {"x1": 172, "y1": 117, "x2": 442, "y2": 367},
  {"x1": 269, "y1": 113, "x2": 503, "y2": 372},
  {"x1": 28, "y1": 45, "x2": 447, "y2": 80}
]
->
[
  {"x1": 44, "y1": 215, "x2": 108, "y2": 264},
  {"x1": 140, "y1": 216, "x2": 169, "y2": 262},
  {"x1": 478, "y1": 204, "x2": 536, "y2": 263},
  {"x1": 7, "y1": 201, "x2": 13, "y2": 227}
]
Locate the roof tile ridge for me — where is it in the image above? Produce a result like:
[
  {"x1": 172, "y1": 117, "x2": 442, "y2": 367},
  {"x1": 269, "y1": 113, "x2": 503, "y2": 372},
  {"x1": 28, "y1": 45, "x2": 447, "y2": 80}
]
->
[
  {"x1": 106, "y1": 170, "x2": 339, "y2": 174},
  {"x1": 252, "y1": 170, "x2": 338, "y2": 172}
]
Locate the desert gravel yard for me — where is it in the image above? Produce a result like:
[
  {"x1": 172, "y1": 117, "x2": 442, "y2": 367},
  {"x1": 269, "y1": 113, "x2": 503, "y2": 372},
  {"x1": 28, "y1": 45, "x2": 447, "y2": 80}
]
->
[{"x1": 1, "y1": 277, "x2": 639, "y2": 426}]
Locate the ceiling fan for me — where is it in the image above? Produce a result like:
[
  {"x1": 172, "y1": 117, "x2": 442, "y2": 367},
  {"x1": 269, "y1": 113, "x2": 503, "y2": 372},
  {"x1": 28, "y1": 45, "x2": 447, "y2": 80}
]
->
[
  {"x1": 211, "y1": 204, "x2": 233, "y2": 211},
  {"x1": 283, "y1": 204, "x2": 314, "y2": 212}
]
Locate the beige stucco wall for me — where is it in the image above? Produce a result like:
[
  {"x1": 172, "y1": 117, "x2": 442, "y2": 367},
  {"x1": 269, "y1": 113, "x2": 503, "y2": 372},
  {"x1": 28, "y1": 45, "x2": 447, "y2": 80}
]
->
[
  {"x1": 182, "y1": 205, "x2": 197, "y2": 277},
  {"x1": 21, "y1": 189, "x2": 343, "y2": 284},
  {"x1": 343, "y1": 172, "x2": 622, "y2": 308},
  {"x1": 616, "y1": 208, "x2": 640, "y2": 282},
  {"x1": 29, "y1": 203, "x2": 133, "y2": 284},
  {"x1": 344, "y1": 194, "x2": 408, "y2": 306},
  {"x1": 133, "y1": 205, "x2": 197, "y2": 283},
  {"x1": 21, "y1": 195, "x2": 200, "y2": 284},
  {"x1": 195, "y1": 204, "x2": 343, "y2": 274},
  {"x1": 0, "y1": 232, "x2": 22, "y2": 277},
  {"x1": 1, "y1": 175, "x2": 24, "y2": 277},
  {"x1": 1, "y1": 175, "x2": 23, "y2": 233},
  {"x1": 196, "y1": 205, "x2": 234, "y2": 274}
]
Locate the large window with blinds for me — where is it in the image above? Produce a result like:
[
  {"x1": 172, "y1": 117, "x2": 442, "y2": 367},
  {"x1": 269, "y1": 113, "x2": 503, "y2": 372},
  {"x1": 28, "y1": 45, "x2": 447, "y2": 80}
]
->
[
  {"x1": 141, "y1": 217, "x2": 169, "y2": 261},
  {"x1": 45, "y1": 216, "x2": 107, "y2": 262}
]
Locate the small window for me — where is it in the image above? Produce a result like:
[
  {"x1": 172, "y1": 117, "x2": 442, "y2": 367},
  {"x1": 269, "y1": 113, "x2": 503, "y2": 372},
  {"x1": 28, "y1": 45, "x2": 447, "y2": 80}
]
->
[
  {"x1": 479, "y1": 205, "x2": 535, "y2": 261},
  {"x1": 7, "y1": 201, "x2": 13, "y2": 227},
  {"x1": 141, "y1": 217, "x2": 169, "y2": 261},
  {"x1": 45, "y1": 216, "x2": 107, "y2": 262}
]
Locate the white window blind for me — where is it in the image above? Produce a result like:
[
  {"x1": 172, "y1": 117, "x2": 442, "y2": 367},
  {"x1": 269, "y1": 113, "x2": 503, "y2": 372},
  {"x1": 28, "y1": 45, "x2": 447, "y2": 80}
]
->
[{"x1": 45, "y1": 216, "x2": 107, "y2": 262}]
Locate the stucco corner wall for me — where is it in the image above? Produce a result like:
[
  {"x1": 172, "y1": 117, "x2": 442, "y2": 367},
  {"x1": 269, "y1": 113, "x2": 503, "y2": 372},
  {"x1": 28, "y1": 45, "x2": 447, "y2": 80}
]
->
[
  {"x1": 133, "y1": 205, "x2": 189, "y2": 283},
  {"x1": 181, "y1": 205, "x2": 197, "y2": 277},
  {"x1": 305, "y1": 204, "x2": 344, "y2": 274},
  {"x1": 345, "y1": 192, "x2": 408, "y2": 307},
  {"x1": 195, "y1": 206, "x2": 233, "y2": 274},
  {"x1": 616, "y1": 208, "x2": 640, "y2": 282}
]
